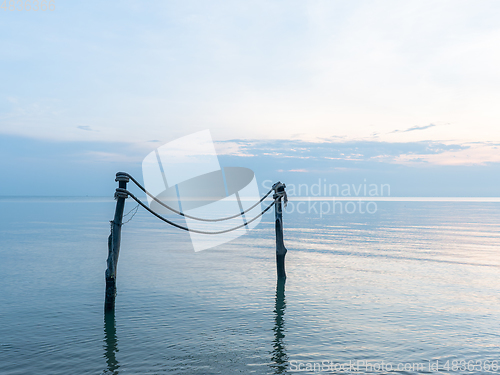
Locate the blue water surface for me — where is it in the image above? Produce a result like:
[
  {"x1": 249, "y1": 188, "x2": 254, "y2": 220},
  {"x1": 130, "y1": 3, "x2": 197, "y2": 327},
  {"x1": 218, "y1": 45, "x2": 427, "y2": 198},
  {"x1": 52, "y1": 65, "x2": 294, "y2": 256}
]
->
[{"x1": 1, "y1": 197, "x2": 500, "y2": 374}]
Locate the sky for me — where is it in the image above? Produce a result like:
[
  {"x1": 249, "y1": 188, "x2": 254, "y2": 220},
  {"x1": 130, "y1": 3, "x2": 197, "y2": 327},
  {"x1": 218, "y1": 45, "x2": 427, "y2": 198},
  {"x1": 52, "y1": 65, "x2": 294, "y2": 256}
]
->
[{"x1": 1, "y1": 0, "x2": 500, "y2": 196}]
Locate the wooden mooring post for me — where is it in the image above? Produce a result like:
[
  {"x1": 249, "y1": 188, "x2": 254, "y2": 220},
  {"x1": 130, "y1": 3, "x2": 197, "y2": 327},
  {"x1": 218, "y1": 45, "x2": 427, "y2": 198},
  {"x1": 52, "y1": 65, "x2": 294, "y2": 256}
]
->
[
  {"x1": 105, "y1": 172, "x2": 129, "y2": 311},
  {"x1": 273, "y1": 182, "x2": 287, "y2": 280}
]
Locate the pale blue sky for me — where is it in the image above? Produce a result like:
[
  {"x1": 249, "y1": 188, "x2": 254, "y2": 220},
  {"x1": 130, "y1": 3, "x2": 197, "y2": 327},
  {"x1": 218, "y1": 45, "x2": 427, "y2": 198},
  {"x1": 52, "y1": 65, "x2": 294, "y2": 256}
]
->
[{"x1": 1, "y1": 1, "x2": 500, "y2": 196}]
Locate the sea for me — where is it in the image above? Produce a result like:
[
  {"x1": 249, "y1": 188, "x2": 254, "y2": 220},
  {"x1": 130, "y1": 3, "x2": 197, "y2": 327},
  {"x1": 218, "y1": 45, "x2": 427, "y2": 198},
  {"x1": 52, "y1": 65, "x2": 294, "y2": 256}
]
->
[{"x1": 1, "y1": 197, "x2": 500, "y2": 374}]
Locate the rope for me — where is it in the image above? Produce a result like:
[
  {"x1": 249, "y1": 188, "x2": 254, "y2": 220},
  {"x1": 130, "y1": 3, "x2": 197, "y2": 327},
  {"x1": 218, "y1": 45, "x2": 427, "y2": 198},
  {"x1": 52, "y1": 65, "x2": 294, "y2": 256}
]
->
[
  {"x1": 122, "y1": 203, "x2": 139, "y2": 225},
  {"x1": 119, "y1": 172, "x2": 274, "y2": 222},
  {"x1": 118, "y1": 188, "x2": 279, "y2": 235}
]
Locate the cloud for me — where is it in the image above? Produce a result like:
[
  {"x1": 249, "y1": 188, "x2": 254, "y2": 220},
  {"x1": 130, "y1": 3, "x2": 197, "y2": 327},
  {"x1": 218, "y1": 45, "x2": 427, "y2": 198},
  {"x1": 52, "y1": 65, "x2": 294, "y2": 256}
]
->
[
  {"x1": 77, "y1": 125, "x2": 93, "y2": 131},
  {"x1": 217, "y1": 138, "x2": 468, "y2": 164},
  {"x1": 215, "y1": 138, "x2": 500, "y2": 197},
  {"x1": 391, "y1": 124, "x2": 436, "y2": 133},
  {"x1": 84, "y1": 151, "x2": 139, "y2": 163},
  {"x1": 1, "y1": 134, "x2": 499, "y2": 196}
]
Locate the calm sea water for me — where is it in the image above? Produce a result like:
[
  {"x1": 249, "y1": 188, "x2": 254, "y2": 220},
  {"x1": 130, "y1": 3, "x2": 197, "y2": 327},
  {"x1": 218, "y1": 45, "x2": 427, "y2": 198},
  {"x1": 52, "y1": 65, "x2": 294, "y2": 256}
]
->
[{"x1": 1, "y1": 198, "x2": 500, "y2": 374}]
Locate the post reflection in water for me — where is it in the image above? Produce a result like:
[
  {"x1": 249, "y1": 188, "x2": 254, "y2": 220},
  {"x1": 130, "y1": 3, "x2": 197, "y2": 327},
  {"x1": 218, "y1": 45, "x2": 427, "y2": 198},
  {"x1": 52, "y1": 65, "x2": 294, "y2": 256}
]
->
[
  {"x1": 270, "y1": 278, "x2": 288, "y2": 374},
  {"x1": 103, "y1": 310, "x2": 120, "y2": 374}
]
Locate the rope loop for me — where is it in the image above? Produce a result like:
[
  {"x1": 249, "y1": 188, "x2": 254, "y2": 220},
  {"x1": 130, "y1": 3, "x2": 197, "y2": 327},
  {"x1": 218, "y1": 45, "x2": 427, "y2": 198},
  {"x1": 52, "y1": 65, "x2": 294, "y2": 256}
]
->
[{"x1": 114, "y1": 188, "x2": 129, "y2": 199}]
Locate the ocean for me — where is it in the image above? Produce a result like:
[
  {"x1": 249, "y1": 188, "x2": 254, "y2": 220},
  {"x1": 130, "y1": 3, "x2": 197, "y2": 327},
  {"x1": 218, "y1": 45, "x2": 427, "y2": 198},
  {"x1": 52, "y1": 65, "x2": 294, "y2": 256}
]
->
[{"x1": 1, "y1": 197, "x2": 500, "y2": 374}]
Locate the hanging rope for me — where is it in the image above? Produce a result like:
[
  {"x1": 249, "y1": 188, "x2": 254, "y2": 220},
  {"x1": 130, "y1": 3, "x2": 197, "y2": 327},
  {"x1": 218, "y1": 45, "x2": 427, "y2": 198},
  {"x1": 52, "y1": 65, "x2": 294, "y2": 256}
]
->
[
  {"x1": 117, "y1": 188, "x2": 279, "y2": 235},
  {"x1": 118, "y1": 172, "x2": 274, "y2": 223},
  {"x1": 122, "y1": 203, "x2": 139, "y2": 225}
]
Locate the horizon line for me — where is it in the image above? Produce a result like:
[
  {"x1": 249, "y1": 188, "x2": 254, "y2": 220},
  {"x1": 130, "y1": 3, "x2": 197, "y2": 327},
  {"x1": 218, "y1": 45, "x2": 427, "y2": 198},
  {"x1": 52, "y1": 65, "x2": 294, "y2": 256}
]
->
[{"x1": 1, "y1": 196, "x2": 500, "y2": 203}]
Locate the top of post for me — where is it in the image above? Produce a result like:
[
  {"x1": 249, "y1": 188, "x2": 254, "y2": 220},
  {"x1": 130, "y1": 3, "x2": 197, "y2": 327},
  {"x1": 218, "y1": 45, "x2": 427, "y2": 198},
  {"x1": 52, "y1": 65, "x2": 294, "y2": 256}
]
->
[
  {"x1": 272, "y1": 182, "x2": 287, "y2": 206},
  {"x1": 115, "y1": 172, "x2": 130, "y2": 183}
]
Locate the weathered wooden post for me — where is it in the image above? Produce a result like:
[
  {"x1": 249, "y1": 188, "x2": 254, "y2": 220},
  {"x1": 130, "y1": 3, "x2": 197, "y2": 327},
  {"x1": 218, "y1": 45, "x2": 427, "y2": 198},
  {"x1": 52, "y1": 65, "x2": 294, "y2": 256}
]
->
[
  {"x1": 273, "y1": 182, "x2": 287, "y2": 280},
  {"x1": 105, "y1": 172, "x2": 129, "y2": 311}
]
